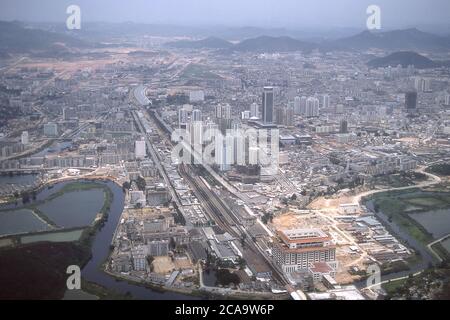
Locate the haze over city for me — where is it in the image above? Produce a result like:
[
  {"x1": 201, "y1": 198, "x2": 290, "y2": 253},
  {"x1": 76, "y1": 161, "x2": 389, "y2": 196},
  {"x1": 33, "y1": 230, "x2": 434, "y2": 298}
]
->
[
  {"x1": 0, "y1": 0, "x2": 450, "y2": 306},
  {"x1": 1, "y1": 0, "x2": 450, "y2": 30}
]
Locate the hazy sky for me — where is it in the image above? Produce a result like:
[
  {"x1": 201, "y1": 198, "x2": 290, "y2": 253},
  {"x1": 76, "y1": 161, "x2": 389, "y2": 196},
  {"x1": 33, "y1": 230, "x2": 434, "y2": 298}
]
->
[{"x1": 1, "y1": 0, "x2": 449, "y2": 29}]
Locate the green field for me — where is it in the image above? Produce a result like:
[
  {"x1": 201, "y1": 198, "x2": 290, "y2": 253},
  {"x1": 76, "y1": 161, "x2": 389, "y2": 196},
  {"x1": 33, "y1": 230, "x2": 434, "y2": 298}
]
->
[
  {"x1": 383, "y1": 278, "x2": 408, "y2": 295},
  {"x1": 21, "y1": 229, "x2": 84, "y2": 244},
  {"x1": 181, "y1": 64, "x2": 223, "y2": 80}
]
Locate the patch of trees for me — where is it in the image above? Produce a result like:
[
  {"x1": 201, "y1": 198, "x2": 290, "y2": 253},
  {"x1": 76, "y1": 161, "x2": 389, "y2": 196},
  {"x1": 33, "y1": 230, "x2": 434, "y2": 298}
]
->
[
  {"x1": 172, "y1": 207, "x2": 186, "y2": 226},
  {"x1": 166, "y1": 93, "x2": 189, "y2": 105},
  {"x1": 215, "y1": 269, "x2": 240, "y2": 287},
  {"x1": 96, "y1": 146, "x2": 107, "y2": 153},
  {"x1": 236, "y1": 257, "x2": 246, "y2": 270},
  {"x1": 135, "y1": 176, "x2": 146, "y2": 191},
  {"x1": 20, "y1": 191, "x2": 36, "y2": 204},
  {"x1": 122, "y1": 181, "x2": 131, "y2": 192},
  {"x1": 240, "y1": 234, "x2": 247, "y2": 247},
  {"x1": 205, "y1": 250, "x2": 216, "y2": 268},
  {"x1": 216, "y1": 260, "x2": 235, "y2": 269},
  {"x1": 428, "y1": 163, "x2": 450, "y2": 176},
  {"x1": 373, "y1": 203, "x2": 380, "y2": 213},
  {"x1": 405, "y1": 171, "x2": 427, "y2": 181},
  {"x1": 329, "y1": 154, "x2": 341, "y2": 165},
  {"x1": 147, "y1": 255, "x2": 155, "y2": 272},
  {"x1": 169, "y1": 237, "x2": 176, "y2": 250},
  {"x1": 261, "y1": 212, "x2": 273, "y2": 224}
]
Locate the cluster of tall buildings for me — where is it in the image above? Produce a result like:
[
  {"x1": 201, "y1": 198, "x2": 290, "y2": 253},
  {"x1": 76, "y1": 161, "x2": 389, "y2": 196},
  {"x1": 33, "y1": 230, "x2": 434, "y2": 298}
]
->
[
  {"x1": 248, "y1": 87, "x2": 325, "y2": 126},
  {"x1": 215, "y1": 104, "x2": 232, "y2": 134},
  {"x1": 445, "y1": 94, "x2": 450, "y2": 106},
  {"x1": 178, "y1": 108, "x2": 189, "y2": 128},
  {"x1": 293, "y1": 95, "x2": 324, "y2": 117},
  {"x1": 275, "y1": 106, "x2": 295, "y2": 127},
  {"x1": 243, "y1": 87, "x2": 273, "y2": 124},
  {"x1": 178, "y1": 105, "x2": 207, "y2": 128},
  {"x1": 414, "y1": 77, "x2": 432, "y2": 93},
  {"x1": 215, "y1": 104, "x2": 232, "y2": 120},
  {"x1": 191, "y1": 109, "x2": 202, "y2": 122}
]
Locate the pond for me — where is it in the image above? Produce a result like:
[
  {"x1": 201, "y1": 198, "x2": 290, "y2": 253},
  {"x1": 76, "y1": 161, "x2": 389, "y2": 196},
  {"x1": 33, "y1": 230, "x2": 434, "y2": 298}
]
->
[
  {"x1": 0, "y1": 184, "x2": 107, "y2": 235},
  {"x1": 440, "y1": 237, "x2": 450, "y2": 254},
  {"x1": 1, "y1": 179, "x2": 197, "y2": 299},
  {"x1": 0, "y1": 209, "x2": 51, "y2": 236},
  {"x1": 409, "y1": 209, "x2": 450, "y2": 239},
  {"x1": 79, "y1": 180, "x2": 198, "y2": 300},
  {"x1": 36, "y1": 189, "x2": 105, "y2": 228}
]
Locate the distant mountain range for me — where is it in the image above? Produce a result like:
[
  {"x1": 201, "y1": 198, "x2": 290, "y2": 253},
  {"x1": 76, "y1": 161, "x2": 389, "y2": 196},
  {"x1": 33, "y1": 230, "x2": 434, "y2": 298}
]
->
[
  {"x1": 367, "y1": 51, "x2": 450, "y2": 69},
  {"x1": 166, "y1": 37, "x2": 233, "y2": 49},
  {"x1": 2, "y1": 21, "x2": 450, "y2": 56},
  {"x1": 165, "y1": 28, "x2": 450, "y2": 53},
  {"x1": 0, "y1": 21, "x2": 91, "y2": 54},
  {"x1": 232, "y1": 36, "x2": 315, "y2": 53},
  {"x1": 26, "y1": 22, "x2": 361, "y2": 42},
  {"x1": 330, "y1": 28, "x2": 450, "y2": 51},
  {"x1": 166, "y1": 35, "x2": 315, "y2": 52}
]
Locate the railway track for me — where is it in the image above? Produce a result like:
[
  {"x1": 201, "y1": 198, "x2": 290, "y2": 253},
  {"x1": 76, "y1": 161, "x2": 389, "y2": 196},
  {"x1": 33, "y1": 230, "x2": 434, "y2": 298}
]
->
[
  {"x1": 179, "y1": 164, "x2": 288, "y2": 286},
  {"x1": 134, "y1": 99, "x2": 289, "y2": 286}
]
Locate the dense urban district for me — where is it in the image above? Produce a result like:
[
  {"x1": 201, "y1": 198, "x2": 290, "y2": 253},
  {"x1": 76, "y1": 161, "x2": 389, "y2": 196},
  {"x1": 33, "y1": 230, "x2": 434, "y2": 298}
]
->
[{"x1": 1, "y1": 21, "x2": 450, "y2": 300}]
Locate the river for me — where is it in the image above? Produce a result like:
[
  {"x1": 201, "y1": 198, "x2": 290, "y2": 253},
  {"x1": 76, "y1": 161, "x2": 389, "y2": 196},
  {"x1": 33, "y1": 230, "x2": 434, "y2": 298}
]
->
[
  {"x1": 80, "y1": 179, "x2": 198, "y2": 300},
  {"x1": 0, "y1": 179, "x2": 198, "y2": 300},
  {"x1": 353, "y1": 200, "x2": 437, "y2": 289}
]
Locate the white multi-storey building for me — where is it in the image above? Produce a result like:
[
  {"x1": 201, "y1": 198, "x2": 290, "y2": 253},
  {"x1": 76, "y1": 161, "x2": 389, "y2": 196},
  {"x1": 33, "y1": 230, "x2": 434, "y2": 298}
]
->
[
  {"x1": 250, "y1": 102, "x2": 259, "y2": 118},
  {"x1": 135, "y1": 139, "x2": 146, "y2": 160},
  {"x1": 21, "y1": 131, "x2": 29, "y2": 145},
  {"x1": 272, "y1": 228, "x2": 337, "y2": 274},
  {"x1": 322, "y1": 94, "x2": 330, "y2": 109},
  {"x1": 306, "y1": 97, "x2": 320, "y2": 117}
]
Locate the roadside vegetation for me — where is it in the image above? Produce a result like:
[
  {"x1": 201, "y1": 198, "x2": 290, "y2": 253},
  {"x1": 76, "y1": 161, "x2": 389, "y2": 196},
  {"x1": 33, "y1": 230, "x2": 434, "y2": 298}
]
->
[{"x1": 383, "y1": 262, "x2": 450, "y2": 299}]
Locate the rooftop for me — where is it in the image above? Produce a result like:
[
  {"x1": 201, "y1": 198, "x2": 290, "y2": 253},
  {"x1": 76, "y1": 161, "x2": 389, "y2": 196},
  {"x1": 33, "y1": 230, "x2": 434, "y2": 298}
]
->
[{"x1": 279, "y1": 228, "x2": 327, "y2": 241}]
